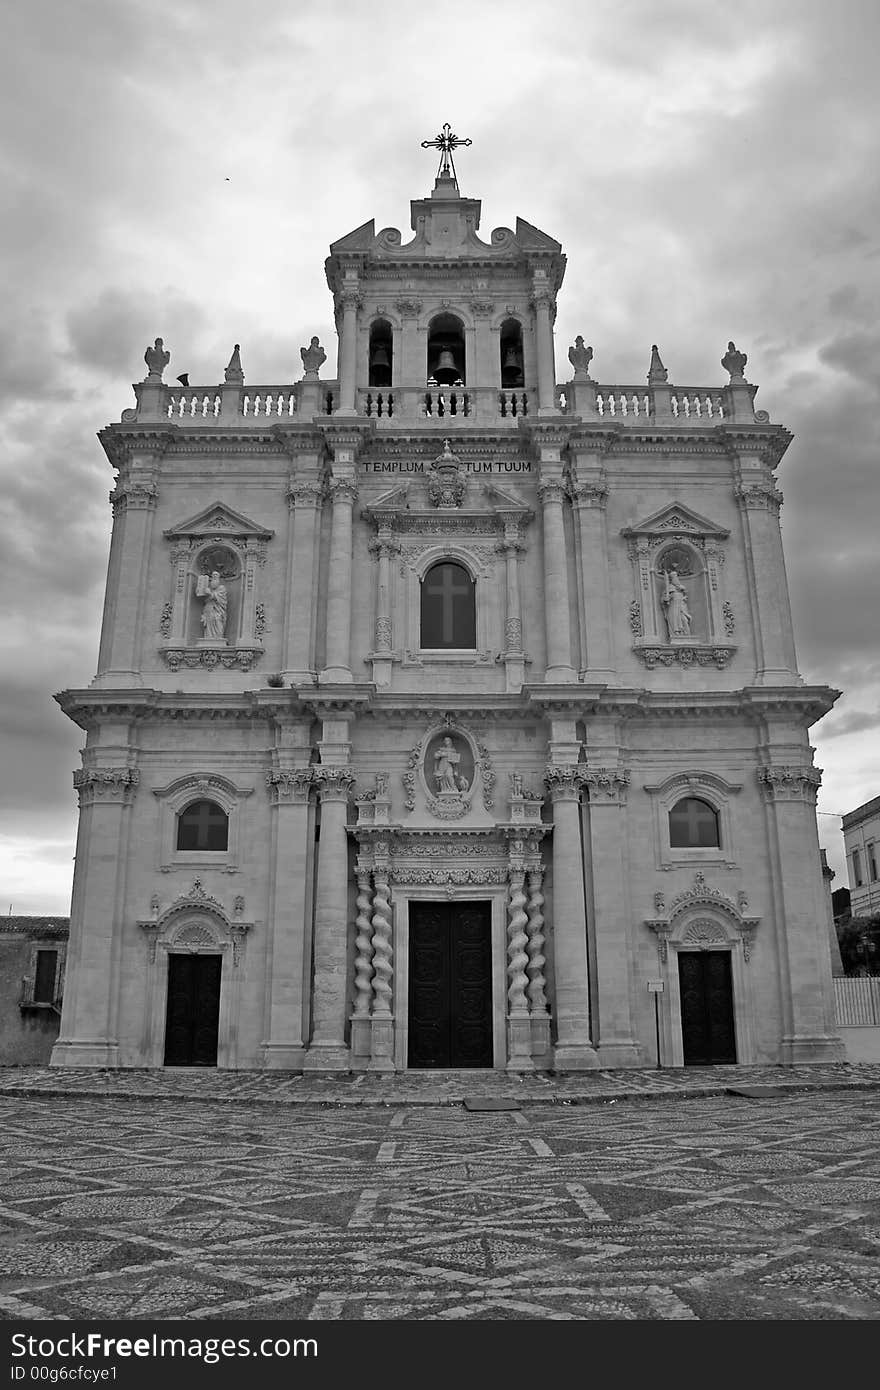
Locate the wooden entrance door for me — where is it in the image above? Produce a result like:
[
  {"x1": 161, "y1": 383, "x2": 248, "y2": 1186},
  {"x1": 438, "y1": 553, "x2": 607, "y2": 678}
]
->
[
  {"x1": 408, "y1": 901, "x2": 493, "y2": 1068},
  {"x1": 164, "y1": 954, "x2": 222, "y2": 1066},
  {"x1": 678, "y1": 950, "x2": 736, "y2": 1065}
]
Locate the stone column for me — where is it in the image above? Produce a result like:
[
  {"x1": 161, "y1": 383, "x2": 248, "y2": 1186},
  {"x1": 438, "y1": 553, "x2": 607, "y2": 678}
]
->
[
  {"x1": 368, "y1": 529, "x2": 399, "y2": 687},
  {"x1": 759, "y1": 763, "x2": 845, "y2": 1063},
  {"x1": 571, "y1": 471, "x2": 615, "y2": 682},
  {"x1": 525, "y1": 857, "x2": 551, "y2": 1058},
  {"x1": 735, "y1": 473, "x2": 799, "y2": 684},
  {"x1": 51, "y1": 764, "x2": 139, "y2": 1067},
  {"x1": 531, "y1": 274, "x2": 558, "y2": 414},
  {"x1": 537, "y1": 479, "x2": 576, "y2": 682},
  {"x1": 497, "y1": 523, "x2": 526, "y2": 692},
  {"x1": 505, "y1": 837, "x2": 535, "y2": 1072},
  {"x1": 303, "y1": 767, "x2": 355, "y2": 1070},
  {"x1": 582, "y1": 767, "x2": 642, "y2": 1066},
  {"x1": 97, "y1": 460, "x2": 163, "y2": 686},
  {"x1": 544, "y1": 768, "x2": 599, "y2": 1070},
  {"x1": 350, "y1": 860, "x2": 375, "y2": 1063},
  {"x1": 320, "y1": 476, "x2": 357, "y2": 683},
  {"x1": 263, "y1": 758, "x2": 313, "y2": 1068},
  {"x1": 283, "y1": 478, "x2": 323, "y2": 680},
  {"x1": 335, "y1": 276, "x2": 361, "y2": 416},
  {"x1": 369, "y1": 839, "x2": 395, "y2": 1071}
]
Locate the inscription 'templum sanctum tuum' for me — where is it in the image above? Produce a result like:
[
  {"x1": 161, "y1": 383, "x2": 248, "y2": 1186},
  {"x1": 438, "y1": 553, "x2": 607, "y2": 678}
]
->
[{"x1": 50, "y1": 121, "x2": 845, "y2": 1077}]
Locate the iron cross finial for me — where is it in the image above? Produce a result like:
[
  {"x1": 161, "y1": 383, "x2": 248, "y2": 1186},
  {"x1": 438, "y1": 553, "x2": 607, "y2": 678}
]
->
[{"x1": 421, "y1": 122, "x2": 472, "y2": 182}]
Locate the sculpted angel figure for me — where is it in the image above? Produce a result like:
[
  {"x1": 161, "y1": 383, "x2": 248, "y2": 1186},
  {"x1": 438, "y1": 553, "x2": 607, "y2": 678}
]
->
[
  {"x1": 144, "y1": 337, "x2": 170, "y2": 381},
  {"x1": 661, "y1": 567, "x2": 692, "y2": 639},
  {"x1": 300, "y1": 336, "x2": 326, "y2": 377},
  {"x1": 198, "y1": 570, "x2": 228, "y2": 640},
  {"x1": 568, "y1": 335, "x2": 593, "y2": 378}
]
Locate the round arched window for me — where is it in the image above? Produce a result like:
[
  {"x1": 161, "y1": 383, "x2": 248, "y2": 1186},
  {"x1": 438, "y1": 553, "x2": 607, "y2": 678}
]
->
[
  {"x1": 420, "y1": 561, "x2": 476, "y2": 649},
  {"x1": 669, "y1": 796, "x2": 720, "y2": 848},
  {"x1": 176, "y1": 799, "x2": 229, "y2": 851}
]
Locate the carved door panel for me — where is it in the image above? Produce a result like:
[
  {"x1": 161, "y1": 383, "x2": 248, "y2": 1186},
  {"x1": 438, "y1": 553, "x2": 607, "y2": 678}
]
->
[
  {"x1": 408, "y1": 902, "x2": 493, "y2": 1068},
  {"x1": 678, "y1": 950, "x2": 735, "y2": 1065},
  {"x1": 164, "y1": 954, "x2": 222, "y2": 1066}
]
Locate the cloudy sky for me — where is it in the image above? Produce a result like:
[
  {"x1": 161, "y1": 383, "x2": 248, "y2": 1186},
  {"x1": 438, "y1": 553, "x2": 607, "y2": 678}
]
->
[{"x1": 2, "y1": 0, "x2": 878, "y2": 914}]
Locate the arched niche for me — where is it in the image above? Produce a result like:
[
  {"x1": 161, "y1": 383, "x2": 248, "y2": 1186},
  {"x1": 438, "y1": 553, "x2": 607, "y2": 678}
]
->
[
  {"x1": 653, "y1": 541, "x2": 706, "y2": 643},
  {"x1": 187, "y1": 543, "x2": 241, "y2": 646}
]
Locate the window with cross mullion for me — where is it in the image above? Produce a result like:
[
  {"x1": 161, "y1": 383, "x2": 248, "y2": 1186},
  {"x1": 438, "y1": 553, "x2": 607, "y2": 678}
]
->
[{"x1": 420, "y1": 561, "x2": 476, "y2": 650}]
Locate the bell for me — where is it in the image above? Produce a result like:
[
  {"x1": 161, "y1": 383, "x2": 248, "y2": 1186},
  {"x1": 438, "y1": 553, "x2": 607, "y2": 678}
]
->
[
  {"x1": 434, "y1": 349, "x2": 459, "y2": 384},
  {"x1": 501, "y1": 345, "x2": 523, "y2": 387},
  {"x1": 369, "y1": 341, "x2": 391, "y2": 386},
  {"x1": 370, "y1": 344, "x2": 390, "y2": 368}
]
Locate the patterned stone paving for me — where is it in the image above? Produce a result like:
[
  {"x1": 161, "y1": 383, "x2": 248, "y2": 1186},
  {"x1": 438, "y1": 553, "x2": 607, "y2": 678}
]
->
[{"x1": 0, "y1": 1073, "x2": 879, "y2": 1319}]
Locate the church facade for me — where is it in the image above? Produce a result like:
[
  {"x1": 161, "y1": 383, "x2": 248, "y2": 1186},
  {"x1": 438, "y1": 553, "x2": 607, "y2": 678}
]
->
[{"x1": 53, "y1": 141, "x2": 844, "y2": 1072}]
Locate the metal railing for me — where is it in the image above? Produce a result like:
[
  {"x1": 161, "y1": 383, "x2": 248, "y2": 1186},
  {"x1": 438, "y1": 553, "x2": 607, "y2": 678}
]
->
[{"x1": 834, "y1": 975, "x2": 880, "y2": 1025}]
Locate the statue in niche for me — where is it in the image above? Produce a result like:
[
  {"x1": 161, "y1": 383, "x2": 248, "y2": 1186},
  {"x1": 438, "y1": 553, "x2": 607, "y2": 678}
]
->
[
  {"x1": 568, "y1": 335, "x2": 593, "y2": 378},
  {"x1": 300, "y1": 336, "x2": 326, "y2": 378},
  {"x1": 197, "y1": 570, "x2": 228, "y2": 640},
  {"x1": 660, "y1": 567, "x2": 692, "y2": 640},
  {"x1": 434, "y1": 736, "x2": 470, "y2": 794}
]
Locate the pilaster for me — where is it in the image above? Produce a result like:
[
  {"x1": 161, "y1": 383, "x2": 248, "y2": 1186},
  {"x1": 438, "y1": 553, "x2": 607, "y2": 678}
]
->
[
  {"x1": 544, "y1": 767, "x2": 600, "y2": 1070},
  {"x1": 734, "y1": 464, "x2": 799, "y2": 684},
  {"x1": 303, "y1": 766, "x2": 356, "y2": 1071}
]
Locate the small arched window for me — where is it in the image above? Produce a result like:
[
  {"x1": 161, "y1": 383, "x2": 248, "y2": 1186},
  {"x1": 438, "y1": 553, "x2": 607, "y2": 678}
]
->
[
  {"x1": 420, "y1": 561, "x2": 476, "y2": 649},
  {"x1": 669, "y1": 797, "x2": 720, "y2": 849},
  {"x1": 176, "y1": 799, "x2": 229, "y2": 852},
  {"x1": 369, "y1": 318, "x2": 393, "y2": 386}
]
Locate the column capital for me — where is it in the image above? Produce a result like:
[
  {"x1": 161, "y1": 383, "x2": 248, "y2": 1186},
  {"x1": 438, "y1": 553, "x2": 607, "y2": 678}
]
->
[
  {"x1": 368, "y1": 536, "x2": 401, "y2": 560},
  {"x1": 571, "y1": 478, "x2": 608, "y2": 509},
  {"x1": 266, "y1": 768, "x2": 313, "y2": 805},
  {"x1": 73, "y1": 766, "x2": 139, "y2": 807},
  {"x1": 109, "y1": 479, "x2": 159, "y2": 515},
  {"x1": 314, "y1": 766, "x2": 356, "y2": 801},
  {"x1": 734, "y1": 479, "x2": 783, "y2": 513},
  {"x1": 582, "y1": 767, "x2": 630, "y2": 804},
  {"x1": 537, "y1": 478, "x2": 568, "y2": 506},
  {"x1": 757, "y1": 764, "x2": 821, "y2": 804},
  {"x1": 329, "y1": 476, "x2": 358, "y2": 505},
  {"x1": 287, "y1": 479, "x2": 324, "y2": 509},
  {"x1": 544, "y1": 765, "x2": 586, "y2": 801}
]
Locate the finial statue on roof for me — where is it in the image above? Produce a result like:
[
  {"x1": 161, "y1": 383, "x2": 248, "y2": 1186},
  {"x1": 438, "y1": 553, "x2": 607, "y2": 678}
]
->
[
  {"x1": 647, "y1": 344, "x2": 668, "y2": 385},
  {"x1": 722, "y1": 341, "x2": 748, "y2": 383},
  {"x1": 568, "y1": 335, "x2": 593, "y2": 380},
  {"x1": 421, "y1": 122, "x2": 472, "y2": 183},
  {"x1": 144, "y1": 337, "x2": 170, "y2": 382},
  {"x1": 225, "y1": 344, "x2": 244, "y2": 384},
  {"x1": 300, "y1": 336, "x2": 326, "y2": 378}
]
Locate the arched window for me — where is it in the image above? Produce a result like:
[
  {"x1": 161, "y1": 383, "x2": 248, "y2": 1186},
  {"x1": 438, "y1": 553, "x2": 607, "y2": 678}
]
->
[
  {"x1": 426, "y1": 313, "x2": 466, "y2": 385},
  {"x1": 420, "y1": 561, "x2": 476, "y2": 649},
  {"x1": 669, "y1": 797, "x2": 720, "y2": 849},
  {"x1": 499, "y1": 318, "x2": 524, "y2": 387},
  {"x1": 176, "y1": 799, "x2": 229, "y2": 852},
  {"x1": 369, "y1": 318, "x2": 393, "y2": 386}
]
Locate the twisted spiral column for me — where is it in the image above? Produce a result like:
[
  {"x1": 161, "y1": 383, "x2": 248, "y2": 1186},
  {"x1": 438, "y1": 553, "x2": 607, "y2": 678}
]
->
[
  {"x1": 506, "y1": 871, "x2": 530, "y2": 1017},
  {"x1": 526, "y1": 867, "x2": 549, "y2": 1016},
  {"x1": 352, "y1": 869, "x2": 375, "y2": 1019},
  {"x1": 368, "y1": 866, "x2": 395, "y2": 1071}
]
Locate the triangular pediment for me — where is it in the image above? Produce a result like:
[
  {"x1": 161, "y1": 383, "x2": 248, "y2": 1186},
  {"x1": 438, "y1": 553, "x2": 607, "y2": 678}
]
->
[
  {"x1": 164, "y1": 502, "x2": 273, "y2": 541},
  {"x1": 621, "y1": 502, "x2": 729, "y2": 540},
  {"x1": 484, "y1": 482, "x2": 532, "y2": 512},
  {"x1": 328, "y1": 219, "x2": 376, "y2": 254},
  {"x1": 362, "y1": 484, "x2": 411, "y2": 516},
  {"x1": 514, "y1": 217, "x2": 562, "y2": 252}
]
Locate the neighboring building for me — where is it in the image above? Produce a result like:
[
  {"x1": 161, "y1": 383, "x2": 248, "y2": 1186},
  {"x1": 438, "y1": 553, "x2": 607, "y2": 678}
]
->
[
  {"x1": 52, "y1": 134, "x2": 844, "y2": 1072},
  {"x1": 0, "y1": 918, "x2": 68, "y2": 1064},
  {"x1": 842, "y1": 794, "x2": 880, "y2": 919}
]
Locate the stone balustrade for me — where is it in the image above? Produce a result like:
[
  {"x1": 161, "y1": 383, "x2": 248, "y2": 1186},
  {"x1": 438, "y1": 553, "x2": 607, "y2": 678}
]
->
[{"x1": 128, "y1": 377, "x2": 760, "y2": 427}]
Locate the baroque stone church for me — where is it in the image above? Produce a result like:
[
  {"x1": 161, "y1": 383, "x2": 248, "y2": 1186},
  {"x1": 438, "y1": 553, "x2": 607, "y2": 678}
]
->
[{"x1": 53, "y1": 128, "x2": 844, "y2": 1072}]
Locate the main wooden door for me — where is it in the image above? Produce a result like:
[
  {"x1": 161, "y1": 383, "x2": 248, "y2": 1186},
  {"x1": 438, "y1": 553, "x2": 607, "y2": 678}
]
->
[
  {"x1": 678, "y1": 950, "x2": 736, "y2": 1065},
  {"x1": 163, "y1": 954, "x2": 222, "y2": 1066},
  {"x1": 408, "y1": 901, "x2": 493, "y2": 1068}
]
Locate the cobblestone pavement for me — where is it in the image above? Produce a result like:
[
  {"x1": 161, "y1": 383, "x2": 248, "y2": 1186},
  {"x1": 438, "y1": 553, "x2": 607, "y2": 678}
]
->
[{"x1": 1, "y1": 1073, "x2": 880, "y2": 1320}]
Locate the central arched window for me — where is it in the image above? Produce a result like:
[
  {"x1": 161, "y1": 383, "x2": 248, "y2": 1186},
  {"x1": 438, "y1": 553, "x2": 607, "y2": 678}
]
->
[
  {"x1": 420, "y1": 561, "x2": 476, "y2": 649},
  {"x1": 669, "y1": 797, "x2": 720, "y2": 848},
  {"x1": 176, "y1": 799, "x2": 229, "y2": 852}
]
